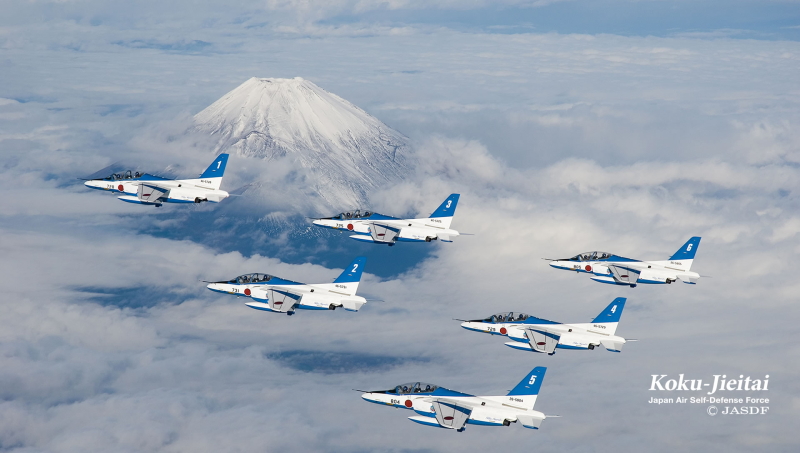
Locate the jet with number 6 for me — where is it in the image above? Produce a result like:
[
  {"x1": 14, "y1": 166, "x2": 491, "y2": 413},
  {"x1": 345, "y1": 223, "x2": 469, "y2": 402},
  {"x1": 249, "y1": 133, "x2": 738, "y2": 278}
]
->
[
  {"x1": 361, "y1": 366, "x2": 553, "y2": 431},
  {"x1": 83, "y1": 153, "x2": 230, "y2": 207},
  {"x1": 311, "y1": 194, "x2": 461, "y2": 245},
  {"x1": 205, "y1": 257, "x2": 368, "y2": 315},
  {"x1": 460, "y1": 298, "x2": 629, "y2": 354},
  {"x1": 547, "y1": 237, "x2": 702, "y2": 287}
]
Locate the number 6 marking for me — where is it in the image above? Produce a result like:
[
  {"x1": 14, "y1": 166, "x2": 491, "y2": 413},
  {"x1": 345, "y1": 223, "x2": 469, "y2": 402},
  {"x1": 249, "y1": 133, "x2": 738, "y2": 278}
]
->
[{"x1": 687, "y1": 244, "x2": 693, "y2": 251}]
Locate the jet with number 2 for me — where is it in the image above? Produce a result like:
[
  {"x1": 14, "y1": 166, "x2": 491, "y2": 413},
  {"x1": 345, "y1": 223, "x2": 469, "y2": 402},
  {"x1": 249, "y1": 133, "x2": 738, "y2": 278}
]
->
[
  {"x1": 205, "y1": 257, "x2": 368, "y2": 315},
  {"x1": 460, "y1": 298, "x2": 629, "y2": 354},
  {"x1": 361, "y1": 366, "x2": 552, "y2": 431},
  {"x1": 311, "y1": 194, "x2": 461, "y2": 245},
  {"x1": 83, "y1": 154, "x2": 230, "y2": 207},
  {"x1": 548, "y1": 237, "x2": 702, "y2": 287}
]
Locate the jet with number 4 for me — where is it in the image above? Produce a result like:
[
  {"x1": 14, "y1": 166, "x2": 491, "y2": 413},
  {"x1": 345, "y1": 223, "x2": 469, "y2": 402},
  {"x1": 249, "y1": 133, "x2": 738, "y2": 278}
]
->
[
  {"x1": 205, "y1": 257, "x2": 368, "y2": 315},
  {"x1": 83, "y1": 154, "x2": 230, "y2": 207},
  {"x1": 548, "y1": 237, "x2": 702, "y2": 287},
  {"x1": 311, "y1": 194, "x2": 461, "y2": 245},
  {"x1": 361, "y1": 366, "x2": 553, "y2": 431},
  {"x1": 460, "y1": 298, "x2": 629, "y2": 354}
]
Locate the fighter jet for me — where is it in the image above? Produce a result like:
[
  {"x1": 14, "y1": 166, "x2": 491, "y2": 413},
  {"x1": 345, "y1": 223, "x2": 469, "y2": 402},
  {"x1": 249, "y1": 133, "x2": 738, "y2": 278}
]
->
[
  {"x1": 547, "y1": 237, "x2": 701, "y2": 287},
  {"x1": 311, "y1": 194, "x2": 461, "y2": 245},
  {"x1": 361, "y1": 366, "x2": 552, "y2": 431},
  {"x1": 205, "y1": 257, "x2": 368, "y2": 315},
  {"x1": 460, "y1": 298, "x2": 628, "y2": 354},
  {"x1": 83, "y1": 154, "x2": 229, "y2": 206}
]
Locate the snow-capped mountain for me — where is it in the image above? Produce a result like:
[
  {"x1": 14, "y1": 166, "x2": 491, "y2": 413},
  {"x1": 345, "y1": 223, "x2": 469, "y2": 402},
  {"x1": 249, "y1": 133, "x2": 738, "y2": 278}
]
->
[{"x1": 193, "y1": 77, "x2": 411, "y2": 212}]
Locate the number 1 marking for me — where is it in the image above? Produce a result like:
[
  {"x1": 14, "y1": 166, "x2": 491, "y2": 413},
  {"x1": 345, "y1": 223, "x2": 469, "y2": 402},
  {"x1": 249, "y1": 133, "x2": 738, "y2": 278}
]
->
[{"x1": 216, "y1": 161, "x2": 221, "y2": 169}]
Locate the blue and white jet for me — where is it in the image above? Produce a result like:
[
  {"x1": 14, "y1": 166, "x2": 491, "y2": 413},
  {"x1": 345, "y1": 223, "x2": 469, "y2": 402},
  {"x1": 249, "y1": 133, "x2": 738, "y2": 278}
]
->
[
  {"x1": 311, "y1": 194, "x2": 461, "y2": 245},
  {"x1": 361, "y1": 366, "x2": 552, "y2": 431},
  {"x1": 548, "y1": 237, "x2": 702, "y2": 287},
  {"x1": 205, "y1": 257, "x2": 368, "y2": 315},
  {"x1": 83, "y1": 154, "x2": 230, "y2": 206},
  {"x1": 460, "y1": 298, "x2": 628, "y2": 354}
]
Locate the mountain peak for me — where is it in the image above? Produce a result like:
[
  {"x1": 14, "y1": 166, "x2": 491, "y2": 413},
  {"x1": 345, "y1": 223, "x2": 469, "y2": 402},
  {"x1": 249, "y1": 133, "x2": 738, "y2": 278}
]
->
[{"x1": 193, "y1": 77, "x2": 411, "y2": 210}]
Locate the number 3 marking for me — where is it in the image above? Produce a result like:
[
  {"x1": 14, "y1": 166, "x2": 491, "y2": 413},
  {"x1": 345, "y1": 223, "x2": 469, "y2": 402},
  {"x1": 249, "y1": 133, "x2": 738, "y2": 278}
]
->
[{"x1": 446, "y1": 200, "x2": 452, "y2": 208}]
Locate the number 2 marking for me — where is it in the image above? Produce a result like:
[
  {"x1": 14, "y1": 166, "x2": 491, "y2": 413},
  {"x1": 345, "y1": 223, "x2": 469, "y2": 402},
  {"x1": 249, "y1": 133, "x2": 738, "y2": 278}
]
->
[{"x1": 352, "y1": 264, "x2": 359, "y2": 272}]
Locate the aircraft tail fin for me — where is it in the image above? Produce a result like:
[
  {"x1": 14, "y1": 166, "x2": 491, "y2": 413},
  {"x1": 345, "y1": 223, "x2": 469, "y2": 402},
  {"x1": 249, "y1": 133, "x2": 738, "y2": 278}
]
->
[
  {"x1": 425, "y1": 194, "x2": 460, "y2": 229},
  {"x1": 667, "y1": 237, "x2": 701, "y2": 270},
  {"x1": 331, "y1": 257, "x2": 366, "y2": 295},
  {"x1": 506, "y1": 366, "x2": 546, "y2": 410},
  {"x1": 189, "y1": 153, "x2": 229, "y2": 190},
  {"x1": 590, "y1": 297, "x2": 626, "y2": 335}
]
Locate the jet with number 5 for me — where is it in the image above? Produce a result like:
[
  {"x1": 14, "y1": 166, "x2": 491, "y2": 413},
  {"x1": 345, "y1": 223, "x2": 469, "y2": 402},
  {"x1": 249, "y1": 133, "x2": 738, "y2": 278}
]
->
[
  {"x1": 311, "y1": 194, "x2": 461, "y2": 245},
  {"x1": 205, "y1": 257, "x2": 368, "y2": 315},
  {"x1": 83, "y1": 154, "x2": 230, "y2": 207},
  {"x1": 460, "y1": 298, "x2": 629, "y2": 354},
  {"x1": 547, "y1": 237, "x2": 702, "y2": 287},
  {"x1": 361, "y1": 366, "x2": 553, "y2": 431}
]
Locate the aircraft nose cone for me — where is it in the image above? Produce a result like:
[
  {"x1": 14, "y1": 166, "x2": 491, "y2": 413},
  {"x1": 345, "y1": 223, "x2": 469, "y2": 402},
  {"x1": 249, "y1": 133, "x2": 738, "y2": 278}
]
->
[
  {"x1": 312, "y1": 219, "x2": 323, "y2": 226},
  {"x1": 549, "y1": 261, "x2": 560, "y2": 269}
]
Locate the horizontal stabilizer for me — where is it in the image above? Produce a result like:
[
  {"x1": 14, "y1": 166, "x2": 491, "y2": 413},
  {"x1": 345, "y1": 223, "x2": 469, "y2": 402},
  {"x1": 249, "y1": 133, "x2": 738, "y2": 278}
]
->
[
  {"x1": 600, "y1": 339, "x2": 624, "y2": 352},
  {"x1": 517, "y1": 415, "x2": 545, "y2": 430}
]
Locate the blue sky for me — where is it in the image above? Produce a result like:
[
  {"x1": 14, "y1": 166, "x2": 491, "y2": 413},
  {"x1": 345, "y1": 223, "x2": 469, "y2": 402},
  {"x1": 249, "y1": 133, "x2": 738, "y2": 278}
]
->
[{"x1": 1, "y1": 1, "x2": 799, "y2": 451}]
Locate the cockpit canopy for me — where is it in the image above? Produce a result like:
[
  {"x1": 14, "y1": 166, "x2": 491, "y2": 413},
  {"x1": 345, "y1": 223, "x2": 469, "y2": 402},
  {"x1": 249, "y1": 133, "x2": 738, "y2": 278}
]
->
[
  {"x1": 569, "y1": 251, "x2": 611, "y2": 261},
  {"x1": 328, "y1": 209, "x2": 374, "y2": 220},
  {"x1": 229, "y1": 273, "x2": 273, "y2": 284},
  {"x1": 391, "y1": 382, "x2": 439, "y2": 394},
  {"x1": 484, "y1": 312, "x2": 530, "y2": 323},
  {"x1": 97, "y1": 170, "x2": 143, "y2": 181}
]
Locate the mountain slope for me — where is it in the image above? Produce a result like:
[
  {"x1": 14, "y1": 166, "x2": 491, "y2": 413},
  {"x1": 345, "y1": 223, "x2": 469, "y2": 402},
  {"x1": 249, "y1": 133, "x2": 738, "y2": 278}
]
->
[{"x1": 193, "y1": 77, "x2": 411, "y2": 211}]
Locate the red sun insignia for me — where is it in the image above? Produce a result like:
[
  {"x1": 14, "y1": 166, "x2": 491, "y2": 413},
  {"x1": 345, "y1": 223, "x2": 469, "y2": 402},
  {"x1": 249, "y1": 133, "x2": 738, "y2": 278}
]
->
[
  {"x1": 117, "y1": 184, "x2": 124, "y2": 191},
  {"x1": 585, "y1": 265, "x2": 592, "y2": 272},
  {"x1": 347, "y1": 224, "x2": 354, "y2": 230},
  {"x1": 404, "y1": 400, "x2": 413, "y2": 408},
  {"x1": 244, "y1": 288, "x2": 251, "y2": 296},
  {"x1": 499, "y1": 327, "x2": 507, "y2": 335}
]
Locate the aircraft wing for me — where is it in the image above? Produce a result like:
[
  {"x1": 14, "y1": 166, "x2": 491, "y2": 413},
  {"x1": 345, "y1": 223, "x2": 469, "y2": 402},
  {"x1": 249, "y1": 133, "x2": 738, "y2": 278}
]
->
[
  {"x1": 369, "y1": 223, "x2": 400, "y2": 243},
  {"x1": 266, "y1": 288, "x2": 302, "y2": 312},
  {"x1": 607, "y1": 265, "x2": 641, "y2": 285},
  {"x1": 523, "y1": 327, "x2": 559, "y2": 354},
  {"x1": 137, "y1": 183, "x2": 169, "y2": 203},
  {"x1": 430, "y1": 400, "x2": 472, "y2": 430}
]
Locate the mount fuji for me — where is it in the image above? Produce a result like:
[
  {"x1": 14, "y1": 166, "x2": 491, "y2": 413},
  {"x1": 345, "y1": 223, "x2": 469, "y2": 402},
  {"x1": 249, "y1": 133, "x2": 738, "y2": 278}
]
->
[{"x1": 193, "y1": 77, "x2": 412, "y2": 213}]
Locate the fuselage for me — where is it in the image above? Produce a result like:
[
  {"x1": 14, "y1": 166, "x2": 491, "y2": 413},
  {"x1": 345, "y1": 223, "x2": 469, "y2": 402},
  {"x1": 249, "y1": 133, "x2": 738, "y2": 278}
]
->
[
  {"x1": 312, "y1": 213, "x2": 459, "y2": 243},
  {"x1": 206, "y1": 273, "x2": 365, "y2": 313},
  {"x1": 461, "y1": 317, "x2": 626, "y2": 352},
  {"x1": 361, "y1": 389, "x2": 542, "y2": 428},
  {"x1": 84, "y1": 175, "x2": 229, "y2": 205},
  {"x1": 549, "y1": 253, "x2": 699, "y2": 286}
]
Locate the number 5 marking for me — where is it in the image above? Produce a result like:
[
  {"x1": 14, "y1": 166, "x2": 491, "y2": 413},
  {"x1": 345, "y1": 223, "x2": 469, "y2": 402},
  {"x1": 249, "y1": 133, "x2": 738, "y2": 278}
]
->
[{"x1": 528, "y1": 375, "x2": 537, "y2": 385}]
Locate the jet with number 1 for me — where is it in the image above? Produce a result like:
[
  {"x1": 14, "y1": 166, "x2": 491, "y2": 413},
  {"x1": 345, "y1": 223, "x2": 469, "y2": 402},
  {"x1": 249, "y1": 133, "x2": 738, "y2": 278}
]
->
[
  {"x1": 548, "y1": 237, "x2": 702, "y2": 287},
  {"x1": 361, "y1": 366, "x2": 552, "y2": 431},
  {"x1": 205, "y1": 257, "x2": 368, "y2": 315},
  {"x1": 311, "y1": 194, "x2": 461, "y2": 245},
  {"x1": 83, "y1": 154, "x2": 230, "y2": 207}
]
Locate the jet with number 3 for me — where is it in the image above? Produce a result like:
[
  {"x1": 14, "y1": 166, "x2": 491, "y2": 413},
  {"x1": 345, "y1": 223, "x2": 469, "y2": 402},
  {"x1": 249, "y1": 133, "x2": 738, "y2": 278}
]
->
[
  {"x1": 460, "y1": 298, "x2": 629, "y2": 354},
  {"x1": 311, "y1": 194, "x2": 461, "y2": 245},
  {"x1": 205, "y1": 257, "x2": 368, "y2": 315},
  {"x1": 83, "y1": 154, "x2": 230, "y2": 207},
  {"x1": 361, "y1": 366, "x2": 554, "y2": 431},
  {"x1": 547, "y1": 237, "x2": 702, "y2": 287}
]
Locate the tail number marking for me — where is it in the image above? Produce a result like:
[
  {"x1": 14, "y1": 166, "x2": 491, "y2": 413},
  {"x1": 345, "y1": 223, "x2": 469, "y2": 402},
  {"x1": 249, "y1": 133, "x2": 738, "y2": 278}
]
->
[
  {"x1": 611, "y1": 305, "x2": 617, "y2": 313},
  {"x1": 529, "y1": 375, "x2": 537, "y2": 385},
  {"x1": 351, "y1": 264, "x2": 359, "y2": 272},
  {"x1": 446, "y1": 200, "x2": 452, "y2": 208},
  {"x1": 687, "y1": 244, "x2": 693, "y2": 251}
]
